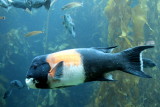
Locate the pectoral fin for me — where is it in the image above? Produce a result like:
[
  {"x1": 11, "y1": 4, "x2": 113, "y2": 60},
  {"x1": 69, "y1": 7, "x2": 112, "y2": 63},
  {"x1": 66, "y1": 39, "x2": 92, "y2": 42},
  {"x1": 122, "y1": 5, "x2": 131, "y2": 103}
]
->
[{"x1": 48, "y1": 61, "x2": 63, "y2": 80}]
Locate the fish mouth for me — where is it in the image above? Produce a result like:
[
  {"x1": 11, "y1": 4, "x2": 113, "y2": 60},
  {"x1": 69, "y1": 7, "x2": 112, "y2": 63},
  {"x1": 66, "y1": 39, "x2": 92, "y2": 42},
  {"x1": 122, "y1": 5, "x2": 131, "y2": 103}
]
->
[{"x1": 25, "y1": 78, "x2": 38, "y2": 89}]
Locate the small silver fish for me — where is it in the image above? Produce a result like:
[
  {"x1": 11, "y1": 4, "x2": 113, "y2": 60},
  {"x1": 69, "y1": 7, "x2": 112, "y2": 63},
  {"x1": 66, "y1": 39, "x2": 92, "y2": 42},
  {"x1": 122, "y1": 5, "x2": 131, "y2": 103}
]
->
[
  {"x1": 24, "y1": 31, "x2": 43, "y2": 37},
  {"x1": 62, "y1": 2, "x2": 83, "y2": 10}
]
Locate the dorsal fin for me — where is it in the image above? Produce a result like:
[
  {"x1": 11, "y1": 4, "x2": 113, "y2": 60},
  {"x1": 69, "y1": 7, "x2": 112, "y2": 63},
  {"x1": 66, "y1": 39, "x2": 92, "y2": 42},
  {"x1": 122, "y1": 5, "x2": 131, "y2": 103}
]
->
[
  {"x1": 48, "y1": 61, "x2": 63, "y2": 80},
  {"x1": 91, "y1": 46, "x2": 117, "y2": 53}
]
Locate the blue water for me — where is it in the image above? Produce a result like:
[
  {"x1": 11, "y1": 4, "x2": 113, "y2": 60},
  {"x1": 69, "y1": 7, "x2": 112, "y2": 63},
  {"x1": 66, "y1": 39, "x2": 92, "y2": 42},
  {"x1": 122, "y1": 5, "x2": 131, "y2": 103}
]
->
[{"x1": 0, "y1": 0, "x2": 159, "y2": 107}]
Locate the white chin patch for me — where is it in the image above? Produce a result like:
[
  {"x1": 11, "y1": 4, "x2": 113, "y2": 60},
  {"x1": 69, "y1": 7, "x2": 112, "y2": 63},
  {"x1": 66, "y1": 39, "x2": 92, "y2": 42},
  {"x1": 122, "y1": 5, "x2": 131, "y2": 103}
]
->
[{"x1": 25, "y1": 78, "x2": 37, "y2": 89}]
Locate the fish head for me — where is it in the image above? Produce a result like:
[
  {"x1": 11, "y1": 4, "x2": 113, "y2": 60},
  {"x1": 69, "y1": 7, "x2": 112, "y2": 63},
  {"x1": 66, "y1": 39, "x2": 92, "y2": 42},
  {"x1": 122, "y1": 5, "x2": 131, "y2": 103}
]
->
[
  {"x1": 25, "y1": 55, "x2": 51, "y2": 89},
  {"x1": 63, "y1": 14, "x2": 68, "y2": 19},
  {"x1": 64, "y1": 14, "x2": 72, "y2": 22}
]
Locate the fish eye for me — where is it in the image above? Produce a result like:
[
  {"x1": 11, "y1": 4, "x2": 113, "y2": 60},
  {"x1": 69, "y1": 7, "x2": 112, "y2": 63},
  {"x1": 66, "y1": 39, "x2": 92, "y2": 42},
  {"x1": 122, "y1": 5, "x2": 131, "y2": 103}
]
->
[
  {"x1": 31, "y1": 64, "x2": 38, "y2": 69},
  {"x1": 33, "y1": 66, "x2": 37, "y2": 69}
]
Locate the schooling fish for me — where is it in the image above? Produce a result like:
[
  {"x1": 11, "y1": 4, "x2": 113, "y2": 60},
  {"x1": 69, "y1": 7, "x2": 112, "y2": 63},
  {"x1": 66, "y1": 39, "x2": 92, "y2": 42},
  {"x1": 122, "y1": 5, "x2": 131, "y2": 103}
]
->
[
  {"x1": 62, "y1": 2, "x2": 83, "y2": 10},
  {"x1": 24, "y1": 31, "x2": 43, "y2": 37},
  {"x1": 3, "y1": 80, "x2": 24, "y2": 99},
  {"x1": 25, "y1": 45, "x2": 155, "y2": 89},
  {"x1": 63, "y1": 14, "x2": 76, "y2": 37}
]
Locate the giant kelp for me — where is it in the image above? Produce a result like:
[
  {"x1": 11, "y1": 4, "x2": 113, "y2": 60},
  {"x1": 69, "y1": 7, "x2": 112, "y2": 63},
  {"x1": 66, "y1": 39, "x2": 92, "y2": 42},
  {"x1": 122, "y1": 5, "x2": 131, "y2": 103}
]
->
[
  {"x1": 104, "y1": 0, "x2": 132, "y2": 48},
  {"x1": 87, "y1": 0, "x2": 159, "y2": 107},
  {"x1": 104, "y1": 0, "x2": 152, "y2": 47},
  {"x1": 36, "y1": 89, "x2": 71, "y2": 107}
]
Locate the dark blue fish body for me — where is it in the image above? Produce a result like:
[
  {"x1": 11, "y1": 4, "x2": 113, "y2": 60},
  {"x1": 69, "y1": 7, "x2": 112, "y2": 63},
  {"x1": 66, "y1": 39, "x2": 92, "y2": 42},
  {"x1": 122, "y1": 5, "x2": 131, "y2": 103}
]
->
[
  {"x1": 3, "y1": 80, "x2": 24, "y2": 99},
  {"x1": 63, "y1": 14, "x2": 76, "y2": 37},
  {"x1": 10, "y1": 80, "x2": 24, "y2": 89}
]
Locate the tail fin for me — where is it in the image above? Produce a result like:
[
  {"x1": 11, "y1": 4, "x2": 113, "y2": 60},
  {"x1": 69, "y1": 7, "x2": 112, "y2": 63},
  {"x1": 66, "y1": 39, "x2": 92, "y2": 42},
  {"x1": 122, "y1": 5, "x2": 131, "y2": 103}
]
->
[
  {"x1": 143, "y1": 58, "x2": 156, "y2": 68},
  {"x1": 121, "y1": 45, "x2": 154, "y2": 78},
  {"x1": 44, "y1": 0, "x2": 51, "y2": 10}
]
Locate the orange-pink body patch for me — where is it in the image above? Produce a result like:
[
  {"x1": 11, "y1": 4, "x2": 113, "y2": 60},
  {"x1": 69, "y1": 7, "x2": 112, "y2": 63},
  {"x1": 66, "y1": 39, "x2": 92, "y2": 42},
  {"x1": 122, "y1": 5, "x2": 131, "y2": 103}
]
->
[{"x1": 46, "y1": 49, "x2": 82, "y2": 77}]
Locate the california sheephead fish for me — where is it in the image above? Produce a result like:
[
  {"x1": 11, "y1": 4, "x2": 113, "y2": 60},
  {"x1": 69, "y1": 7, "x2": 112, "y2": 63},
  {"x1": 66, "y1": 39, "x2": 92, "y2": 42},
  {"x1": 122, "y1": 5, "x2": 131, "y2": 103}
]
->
[
  {"x1": 62, "y1": 2, "x2": 83, "y2": 10},
  {"x1": 25, "y1": 46, "x2": 155, "y2": 89},
  {"x1": 63, "y1": 14, "x2": 76, "y2": 37},
  {"x1": 3, "y1": 80, "x2": 24, "y2": 99}
]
